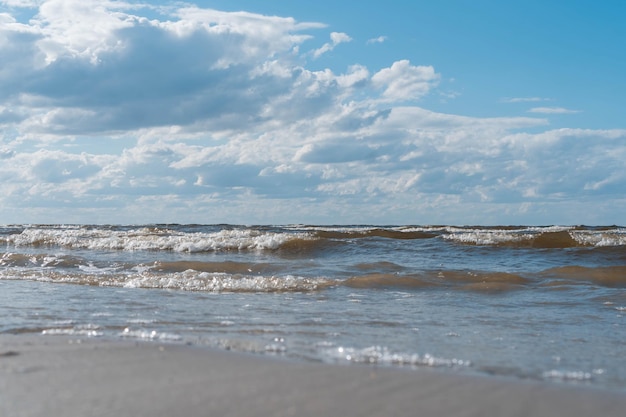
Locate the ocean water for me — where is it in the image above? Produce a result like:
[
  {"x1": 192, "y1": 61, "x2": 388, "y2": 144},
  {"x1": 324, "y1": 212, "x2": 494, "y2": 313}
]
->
[{"x1": 1, "y1": 224, "x2": 625, "y2": 390}]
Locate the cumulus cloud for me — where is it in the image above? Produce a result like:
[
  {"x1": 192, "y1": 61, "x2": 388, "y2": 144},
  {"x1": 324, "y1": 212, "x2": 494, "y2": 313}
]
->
[
  {"x1": 1, "y1": 1, "x2": 330, "y2": 135},
  {"x1": 0, "y1": 1, "x2": 623, "y2": 225},
  {"x1": 371, "y1": 60, "x2": 440, "y2": 102}
]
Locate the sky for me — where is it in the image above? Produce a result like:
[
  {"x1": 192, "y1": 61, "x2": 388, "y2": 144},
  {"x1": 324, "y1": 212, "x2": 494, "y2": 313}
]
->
[{"x1": 0, "y1": 0, "x2": 624, "y2": 225}]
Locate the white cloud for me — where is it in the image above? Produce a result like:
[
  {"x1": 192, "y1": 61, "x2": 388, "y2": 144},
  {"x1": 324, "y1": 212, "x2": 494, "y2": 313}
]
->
[
  {"x1": 31, "y1": 0, "x2": 135, "y2": 65},
  {"x1": 371, "y1": 60, "x2": 440, "y2": 102},
  {"x1": 502, "y1": 97, "x2": 551, "y2": 103},
  {"x1": 0, "y1": 1, "x2": 623, "y2": 225},
  {"x1": 0, "y1": 0, "x2": 42, "y2": 6},
  {"x1": 367, "y1": 35, "x2": 387, "y2": 44},
  {"x1": 528, "y1": 107, "x2": 581, "y2": 114},
  {"x1": 1, "y1": 1, "x2": 329, "y2": 135},
  {"x1": 172, "y1": 6, "x2": 323, "y2": 67},
  {"x1": 311, "y1": 31, "x2": 351, "y2": 58}
]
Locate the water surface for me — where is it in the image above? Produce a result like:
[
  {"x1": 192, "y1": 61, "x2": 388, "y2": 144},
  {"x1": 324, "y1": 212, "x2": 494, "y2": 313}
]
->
[{"x1": 1, "y1": 224, "x2": 624, "y2": 389}]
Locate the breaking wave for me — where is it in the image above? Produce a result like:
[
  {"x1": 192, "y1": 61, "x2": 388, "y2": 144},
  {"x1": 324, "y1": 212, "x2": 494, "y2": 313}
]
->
[
  {"x1": 0, "y1": 226, "x2": 315, "y2": 253},
  {"x1": 0, "y1": 268, "x2": 332, "y2": 293},
  {"x1": 441, "y1": 226, "x2": 626, "y2": 248},
  {"x1": 1, "y1": 225, "x2": 623, "y2": 256},
  {"x1": 1, "y1": 224, "x2": 624, "y2": 296}
]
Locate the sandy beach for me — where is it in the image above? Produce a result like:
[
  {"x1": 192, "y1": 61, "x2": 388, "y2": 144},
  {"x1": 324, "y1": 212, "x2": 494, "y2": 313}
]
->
[{"x1": 1, "y1": 334, "x2": 624, "y2": 417}]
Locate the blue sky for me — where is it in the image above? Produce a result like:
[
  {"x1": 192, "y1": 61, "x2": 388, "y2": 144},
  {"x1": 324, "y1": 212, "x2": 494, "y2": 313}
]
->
[{"x1": 0, "y1": 0, "x2": 624, "y2": 225}]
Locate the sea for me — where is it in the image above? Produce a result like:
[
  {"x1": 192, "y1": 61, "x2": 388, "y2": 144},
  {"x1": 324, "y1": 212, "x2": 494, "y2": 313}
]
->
[{"x1": 1, "y1": 224, "x2": 625, "y2": 390}]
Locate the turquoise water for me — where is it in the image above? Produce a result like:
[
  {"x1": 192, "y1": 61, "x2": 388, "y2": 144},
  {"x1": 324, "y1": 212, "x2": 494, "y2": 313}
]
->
[{"x1": 1, "y1": 225, "x2": 625, "y2": 389}]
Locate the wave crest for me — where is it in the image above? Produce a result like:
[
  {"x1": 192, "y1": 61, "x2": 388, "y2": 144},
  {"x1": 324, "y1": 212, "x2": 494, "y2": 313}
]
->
[
  {"x1": 0, "y1": 268, "x2": 332, "y2": 293},
  {"x1": 443, "y1": 227, "x2": 626, "y2": 248},
  {"x1": 1, "y1": 226, "x2": 315, "y2": 253}
]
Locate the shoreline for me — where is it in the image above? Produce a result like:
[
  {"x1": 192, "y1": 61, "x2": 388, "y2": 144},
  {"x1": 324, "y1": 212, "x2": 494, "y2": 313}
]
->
[{"x1": 1, "y1": 334, "x2": 625, "y2": 417}]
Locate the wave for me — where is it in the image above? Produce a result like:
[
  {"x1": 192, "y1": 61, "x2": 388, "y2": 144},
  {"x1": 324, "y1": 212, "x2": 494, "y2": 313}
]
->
[
  {"x1": 0, "y1": 252, "x2": 293, "y2": 278},
  {"x1": 274, "y1": 236, "x2": 336, "y2": 255},
  {"x1": 353, "y1": 261, "x2": 406, "y2": 272},
  {"x1": 0, "y1": 268, "x2": 332, "y2": 293},
  {"x1": 287, "y1": 224, "x2": 623, "y2": 248},
  {"x1": 1, "y1": 225, "x2": 624, "y2": 255},
  {"x1": 2, "y1": 262, "x2": 625, "y2": 293},
  {"x1": 343, "y1": 273, "x2": 438, "y2": 289},
  {"x1": 442, "y1": 227, "x2": 626, "y2": 248},
  {"x1": 343, "y1": 270, "x2": 530, "y2": 292},
  {"x1": 314, "y1": 228, "x2": 437, "y2": 240},
  {"x1": 151, "y1": 260, "x2": 285, "y2": 275},
  {"x1": 0, "y1": 252, "x2": 86, "y2": 269},
  {"x1": 539, "y1": 266, "x2": 626, "y2": 288},
  {"x1": 0, "y1": 226, "x2": 315, "y2": 253},
  {"x1": 342, "y1": 266, "x2": 626, "y2": 291}
]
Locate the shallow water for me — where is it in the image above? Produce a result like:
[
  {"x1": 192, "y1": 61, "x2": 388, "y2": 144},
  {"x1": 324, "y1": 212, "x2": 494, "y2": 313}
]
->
[{"x1": 1, "y1": 224, "x2": 625, "y2": 389}]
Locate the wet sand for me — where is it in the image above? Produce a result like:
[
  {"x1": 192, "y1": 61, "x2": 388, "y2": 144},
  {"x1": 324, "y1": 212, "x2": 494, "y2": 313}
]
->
[{"x1": 1, "y1": 334, "x2": 624, "y2": 417}]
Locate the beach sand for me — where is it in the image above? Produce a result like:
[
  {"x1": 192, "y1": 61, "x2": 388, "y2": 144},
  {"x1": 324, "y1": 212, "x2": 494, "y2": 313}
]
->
[{"x1": 1, "y1": 334, "x2": 624, "y2": 417}]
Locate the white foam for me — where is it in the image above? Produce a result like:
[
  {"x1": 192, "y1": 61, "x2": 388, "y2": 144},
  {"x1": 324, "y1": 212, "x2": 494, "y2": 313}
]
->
[
  {"x1": 442, "y1": 230, "x2": 534, "y2": 245},
  {"x1": 328, "y1": 345, "x2": 470, "y2": 368},
  {"x1": 78, "y1": 263, "x2": 123, "y2": 274},
  {"x1": 542, "y1": 370, "x2": 594, "y2": 381},
  {"x1": 0, "y1": 267, "x2": 330, "y2": 293},
  {"x1": 441, "y1": 226, "x2": 626, "y2": 247},
  {"x1": 42, "y1": 328, "x2": 103, "y2": 337},
  {"x1": 570, "y1": 230, "x2": 626, "y2": 246},
  {"x1": 2, "y1": 227, "x2": 312, "y2": 252},
  {"x1": 119, "y1": 328, "x2": 182, "y2": 341},
  {"x1": 286, "y1": 225, "x2": 377, "y2": 233},
  {"x1": 116, "y1": 271, "x2": 330, "y2": 292}
]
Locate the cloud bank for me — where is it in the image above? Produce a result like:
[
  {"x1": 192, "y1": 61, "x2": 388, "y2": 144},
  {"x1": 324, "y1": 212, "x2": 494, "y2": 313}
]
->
[{"x1": 0, "y1": 0, "x2": 624, "y2": 225}]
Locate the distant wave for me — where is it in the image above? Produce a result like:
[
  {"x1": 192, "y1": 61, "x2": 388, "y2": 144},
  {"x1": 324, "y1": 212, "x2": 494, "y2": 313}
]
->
[
  {"x1": 0, "y1": 226, "x2": 314, "y2": 253},
  {"x1": 441, "y1": 226, "x2": 626, "y2": 248},
  {"x1": 313, "y1": 229, "x2": 437, "y2": 240},
  {"x1": 1, "y1": 225, "x2": 624, "y2": 254}
]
